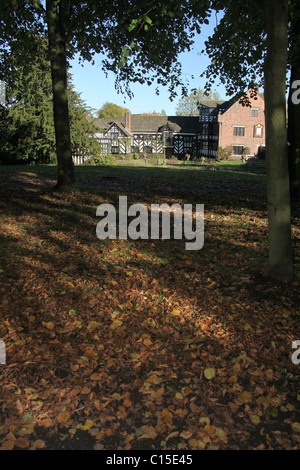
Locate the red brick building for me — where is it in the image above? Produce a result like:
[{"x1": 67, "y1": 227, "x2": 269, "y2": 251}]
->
[{"x1": 198, "y1": 90, "x2": 265, "y2": 158}]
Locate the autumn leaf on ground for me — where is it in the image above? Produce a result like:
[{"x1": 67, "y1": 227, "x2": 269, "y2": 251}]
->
[
  {"x1": 172, "y1": 309, "x2": 181, "y2": 316},
  {"x1": 77, "y1": 419, "x2": 94, "y2": 431},
  {"x1": 137, "y1": 426, "x2": 158, "y2": 439},
  {"x1": 15, "y1": 437, "x2": 30, "y2": 449},
  {"x1": 57, "y1": 411, "x2": 72, "y2": 426},
  {"x1": 0, "y1": 440, "x2": 15, "y2": 450},
  {"x1": 238, "y1": 391, "x2": 253, "y2": 404},
  {"x1": 204, "y1": 368, "x2": 216, "y2": 380},
  {"x1": 291, "y1": 423, "x2": 300, "y2": 433}
]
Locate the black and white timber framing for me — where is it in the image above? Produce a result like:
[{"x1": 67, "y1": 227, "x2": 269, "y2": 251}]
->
[{"x1": 91, "y1": 112, "x2": 219, "y2": 160}]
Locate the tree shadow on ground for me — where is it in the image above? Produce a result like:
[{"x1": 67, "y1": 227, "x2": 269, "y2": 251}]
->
[{"x1": 0, "y1": 170, "x2": 299, "y2": 450}]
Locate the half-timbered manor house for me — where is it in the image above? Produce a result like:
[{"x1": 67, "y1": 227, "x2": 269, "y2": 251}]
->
[
  {"x1": 91, "y1": 90, "x2": 265, "y2": 161},
  {"x1": 93, "y1": 112, "x2": 202, "y2": 159}
]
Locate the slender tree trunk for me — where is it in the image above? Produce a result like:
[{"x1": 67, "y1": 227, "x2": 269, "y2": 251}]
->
[
  {"x1": 264, "y1": 0, "x2": 293, "y2": 282},
  {"x1": 46, "y1": 0, "x2": 74, "y2": 189}
]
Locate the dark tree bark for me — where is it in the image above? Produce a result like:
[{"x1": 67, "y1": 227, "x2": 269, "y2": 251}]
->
[
  {"x1": 264, "y1": 0, "x2": 294, "y2": 282},
  {"x1": 46, "y1": 0, "x2": 74, "y2": 189}
]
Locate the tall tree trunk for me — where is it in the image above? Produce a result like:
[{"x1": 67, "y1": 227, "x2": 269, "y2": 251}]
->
[
  {"x1": 264, "y1": 0, "x2": 294, "y2": 282},
  {"x1": 46, "y1": 0, "x2": 74, "y2": 189}
]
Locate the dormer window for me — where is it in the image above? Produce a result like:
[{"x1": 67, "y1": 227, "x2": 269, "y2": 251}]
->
[
  {"x1": 164, "y1": 131, "x2": 173, "y2": 145},
  {"x1": 200, "y1": 107, "x2": 209, "y2": 122},
  {"x1": 161, "y1": 124, "x2": 173, "y2": 145}
]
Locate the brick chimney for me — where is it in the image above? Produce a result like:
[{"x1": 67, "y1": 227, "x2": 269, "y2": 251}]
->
[{"x1": 125, "y1": 111, "x2": 131, "y2": 133}]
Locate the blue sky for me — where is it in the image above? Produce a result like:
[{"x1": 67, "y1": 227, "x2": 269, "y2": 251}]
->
[{"x1": 69, "y1": 13, "x2": 227, "y2": 116}]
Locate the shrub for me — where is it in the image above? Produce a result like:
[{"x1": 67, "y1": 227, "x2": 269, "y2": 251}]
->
[
  {"x1": 98, "y1": 155, "x2": 115, "y2": 165},
  {"x1": 166, "y1": 155, "x2": 179, "y2": 164},
  {"x1": 217, "y1": 147, "x2": 224, "y2": 160},
  {"x1": 218, "y1": 146, "x2": 233, "y2": 161},
  {"x1": 83, "y1": 154, "x2": 115, "y2": 165}
]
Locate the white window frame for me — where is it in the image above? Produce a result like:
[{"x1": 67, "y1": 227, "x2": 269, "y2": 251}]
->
[
  {"x1": 254, "y1": 125, "x2": 263, "y2": 137},
  {"x1": 233, "y1": 126, "x2": 245, "y2": 137},
  {"x1": 232, "y1": 145, "x2": 244, "y2": 155}
]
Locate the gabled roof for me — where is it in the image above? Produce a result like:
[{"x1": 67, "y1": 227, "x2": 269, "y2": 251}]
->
[
  {"x1": 167, "y1": 116, "x2": 201, "y2": 133},
  {"x1": 105, "y1": 121, "x2": 131, "y2": 137},
  {"x1": 197, "y1": 99, "x2": 226, "y2": 109},
  {"x1": 93, "y1": 115, "x2": 201, "y2": 134}
]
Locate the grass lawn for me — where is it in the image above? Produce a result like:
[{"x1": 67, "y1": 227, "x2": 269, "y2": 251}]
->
[
  {"x1": 0, "y1": 161, "x2": 266, "y2": 181},
  {"x1": 0, "y1": 164, "x2": 299, "y2": 450}
]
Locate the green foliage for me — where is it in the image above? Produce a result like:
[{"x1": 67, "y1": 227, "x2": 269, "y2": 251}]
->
[
  {"x1": 201, "y1": 1, "x2": 266, "y2": 100},
  {"x1": 84, "y1": 154, "x2": 115, "y2": 166},
  {"x1": 217, "y1": 147, "x2": 224, "y2": 160},
  {"x1": 0, "y1": 42, "x2": 56, "y2": 164},
  {"x1": 0, "y1": 106, "x2": 35, "y2": 164},
  {"x1": 217, "y1": 146, "x2": 233, "y2": 161},
  {"x1": 175, "y1": 87, "x2": 222, "y2": 116},
  {"x1": 97, "y1": 102, "x2": 130, "y2": 119},
  {"x1": 0, "y1": 38, "x2": 101, "y2": 165},
  {"x1": 203, "y1": 0, "x2": 299, "y2": 100},
  {"x1": 115, "y1": 152, "x2": 165, "y2": 163},
  {"x1": 101, "y1": 2, "x2": 210, "y2": 99},
  {"x1": 0, "y1": 0, "x2": 211, "y2": 186},
  {"x1": 166, "y1": 155, "x2": 179, "y2": 164},
  {"x1": 68, "y1": 77, "x2": 102, "y2": 161}
]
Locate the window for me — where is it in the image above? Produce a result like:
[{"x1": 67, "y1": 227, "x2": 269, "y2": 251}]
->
[
  {"x1": 184, "y1": 142, "x2": 193, "y2": 152},
  {"x1": 164, "y1": 131, "x2": 173, "y2": 145},
  {"x1": 201, "y1": 123, "x2": 209, "y2": 136},
  {"x1": 111, "y1": 146, "x2": 119, "y2": 154},
  {"x1": 102, "y1": 143, "x2": 110, "y2": 155},
  {"x1": 233, "y1": 126, "x2": 245, "y2": 136},
  {"x1": 131, "y1": 146, "x2": 139, "y2": 154},
  {"x1": 232, "y1": 145, "x2": 244, "y2": 155},
  {"x1": 209, "y1": 141, "x2": 218, "y2": 151},
  {"x1": 111, "y1": 132, "x2": 119, "y2": 140},
  {"x1": 252, "y1": 108, "x2": 258, "y2": 117},
  {"x1": 143, "y1": 146, "x2": 153, "y2": 154},
  {"x1": 200, "y1": 107, "x2": 209, "y2": 122},
  {"x1": 254, "y1": 125, "x2": 263, "y2": 137}
]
